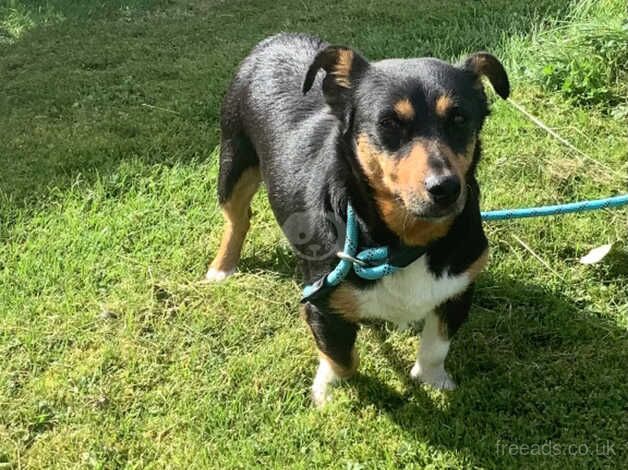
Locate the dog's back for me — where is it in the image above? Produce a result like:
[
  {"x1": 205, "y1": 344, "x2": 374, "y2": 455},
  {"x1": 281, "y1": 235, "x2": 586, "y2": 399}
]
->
[
  {"x1": 223, "y1": 34, "x2": 333, "y2": 160},
  {"x1": 218, "y1": 34, "x2": 344, "y2": 236},
  {"x1": 208, "y1": 34, "x2": 342, "y2": 282}
]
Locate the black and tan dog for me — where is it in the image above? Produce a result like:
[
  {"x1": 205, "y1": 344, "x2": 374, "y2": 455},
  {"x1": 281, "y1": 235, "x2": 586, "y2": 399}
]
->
[{"x1": 206, "y1": 33, "x2": 509, "y2": 405}]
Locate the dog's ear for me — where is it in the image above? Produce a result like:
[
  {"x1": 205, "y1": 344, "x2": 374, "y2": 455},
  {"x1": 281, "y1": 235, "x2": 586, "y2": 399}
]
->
[
  {"x1": 462, "y1": 52, "x2": 510, "y2": 99},
  {"x1": 303, "y1": 45, "x2": 369, "y2": 128},
  {"x1": 302, "y1": 45, "x2": 369, "y2": 94}
]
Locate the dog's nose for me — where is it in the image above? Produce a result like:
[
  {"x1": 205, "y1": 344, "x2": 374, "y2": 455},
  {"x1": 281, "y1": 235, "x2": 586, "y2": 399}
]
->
[{"x1": 425, "y1": 175, "x2": 461, "y2": 205}]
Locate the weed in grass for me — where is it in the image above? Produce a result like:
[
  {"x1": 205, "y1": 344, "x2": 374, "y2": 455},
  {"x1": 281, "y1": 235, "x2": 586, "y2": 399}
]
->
[{"x1": 508, "y1": 0, "x2": 628, "y2": 111}]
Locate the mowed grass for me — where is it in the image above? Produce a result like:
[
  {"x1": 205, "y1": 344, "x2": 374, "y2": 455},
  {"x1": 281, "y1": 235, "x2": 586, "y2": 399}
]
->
[{"x1": 1, "y1": 0, "x2": 627, "y2": 468}]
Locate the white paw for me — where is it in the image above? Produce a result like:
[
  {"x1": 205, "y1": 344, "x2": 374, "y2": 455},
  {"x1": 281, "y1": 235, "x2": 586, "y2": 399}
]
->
[
  {"x1": 311, "y1": 383, "x2": 331, "y2": 408},
  {"x1": 410, "y1": 363, "x2": 457, "y2": 391},
  {"x1": 204, "y1": 267, "x2": 234, "y2": 283},
  {"x1": 311, "y1": 359, "x2": 338, "y2": 407}
]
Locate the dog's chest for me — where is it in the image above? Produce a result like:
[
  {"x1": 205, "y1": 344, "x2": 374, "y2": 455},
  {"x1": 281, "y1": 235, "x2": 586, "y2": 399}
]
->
[{"x1": 356, "y1": 256, "x2": 470, "y2": 327}]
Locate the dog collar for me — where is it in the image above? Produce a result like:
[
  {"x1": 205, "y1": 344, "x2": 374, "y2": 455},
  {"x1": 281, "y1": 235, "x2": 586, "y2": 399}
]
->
[{"x1": 301, "y1": 204, "x2": 426, "y2": 302}]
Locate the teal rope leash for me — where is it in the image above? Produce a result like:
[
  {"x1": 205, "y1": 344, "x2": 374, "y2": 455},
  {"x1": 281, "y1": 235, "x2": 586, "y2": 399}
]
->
[
  {"x1": 302, "y1": 97, "x2": 628, "y2": 301},
  {"x1": 481, "y1": 194, "x2": 628, "y2": 221},
  {"x1": 302, "y1": 195, "x2": 628, "y2": 301},
  {"x1": 301, "y1": 205, "x2": 411, "y2": 300}
]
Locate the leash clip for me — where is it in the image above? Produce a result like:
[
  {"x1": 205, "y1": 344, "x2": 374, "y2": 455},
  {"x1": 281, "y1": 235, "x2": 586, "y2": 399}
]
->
[{"x1": 336, "y1": 251, "x2": 369, "y2": 267}]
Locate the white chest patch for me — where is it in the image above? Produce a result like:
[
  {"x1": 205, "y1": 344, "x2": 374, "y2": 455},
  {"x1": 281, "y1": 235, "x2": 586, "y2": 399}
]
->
[{"x1": 356, "y1": 256, "x2": 470, "y2": 328}]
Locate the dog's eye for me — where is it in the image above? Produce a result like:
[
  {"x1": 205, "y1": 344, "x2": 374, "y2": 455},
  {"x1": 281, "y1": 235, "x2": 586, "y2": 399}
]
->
[{"x1": 379, "y1": 116, "x2": 401, "y2": 130}]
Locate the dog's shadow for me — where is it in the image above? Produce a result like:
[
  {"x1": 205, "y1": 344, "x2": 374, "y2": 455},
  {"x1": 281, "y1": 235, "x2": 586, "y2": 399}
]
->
[
  {"x1": 240, "y1": 243, "x2": 626, "y2": 464},
  {"x1": 344, "y1": 272, "x2": 627, "y2": 465},
  {"x1": 238, "y1": 243, "x2": 299, "y2": 279}
]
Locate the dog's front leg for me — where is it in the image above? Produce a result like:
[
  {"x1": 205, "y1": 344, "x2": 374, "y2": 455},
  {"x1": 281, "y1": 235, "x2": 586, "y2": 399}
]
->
[
  {"x1": 302, "y1": 302, "x2": 360, "y2": 406},
  {"x1": 410, "y1": 285, "x2": 474, "y2": 390},
  {"x1": 410, "y1": 311, "x2": 456, "y2": 390}
]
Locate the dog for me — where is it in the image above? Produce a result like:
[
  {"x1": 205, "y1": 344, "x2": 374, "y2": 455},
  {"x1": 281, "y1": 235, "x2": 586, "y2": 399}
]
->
[{"x1": 206, "y1": 33, "x2": 509, "y2": 405}]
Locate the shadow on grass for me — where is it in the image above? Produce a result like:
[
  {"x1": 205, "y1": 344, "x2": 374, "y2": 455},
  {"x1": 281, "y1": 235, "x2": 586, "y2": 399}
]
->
[
  {"x1": 232, "y1": 213, "x2": 626, "y2": 465},
  {"x1": 348, "y1": 273, "x2": 627, "y2": 466},
  {"x1": 238, "y1": 244, "x2": 299, "y2": 280},
  {"x1": 599, "y1": 246, "x2": 628, "y2": 278},
  {"x1": 237, "y1": 228, "x2": 626, "y2": 467}
]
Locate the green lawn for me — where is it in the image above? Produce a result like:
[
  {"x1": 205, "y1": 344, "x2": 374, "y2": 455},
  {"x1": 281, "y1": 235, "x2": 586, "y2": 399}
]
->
[{"x1": 1, "y1": 0, "x2": 627, "y2": 468}]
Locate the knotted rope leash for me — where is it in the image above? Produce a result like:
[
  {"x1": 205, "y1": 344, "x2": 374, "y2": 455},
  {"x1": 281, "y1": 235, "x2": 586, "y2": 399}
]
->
[
  {"x1": 302, "y1": 193, "x2": 628, "y2": 301},
  {"x1": 301, "y1": 204, "x2": 427, "y2": 300},
  {"x1": 302, "y1": 99, "x2": 628, "y2": 301}
]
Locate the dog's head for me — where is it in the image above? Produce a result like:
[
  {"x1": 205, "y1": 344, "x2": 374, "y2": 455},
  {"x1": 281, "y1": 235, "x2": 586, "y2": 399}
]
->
[{"x1": 303, "y1": 46, "x2": 509, "y2": 246}]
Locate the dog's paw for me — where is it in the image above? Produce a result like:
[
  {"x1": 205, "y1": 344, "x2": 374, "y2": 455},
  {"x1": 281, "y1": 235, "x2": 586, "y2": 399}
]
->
[
  {"x1": 410, "y1": 363, "x2": 457, "y2": 391},
  {"x1": 311, "y1": 359, "x2": 339, "y2": 407},
  {"x1": 311, "y1": 384, "x2": 332, "y2": 408},
  {"x1": 204, "y1": 267, "x2": 234, "y2": 283}
]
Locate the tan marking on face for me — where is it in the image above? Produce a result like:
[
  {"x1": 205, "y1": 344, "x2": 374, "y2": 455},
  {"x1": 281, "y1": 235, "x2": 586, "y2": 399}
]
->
[
  {"x1": 409, "y1": 141, "x2": 465, "y2": 212},
  {"x1": 395, "y1": 142, "x2": 430, "y2": 199},
  {"x1": 209, "y1": 166, "x2": 261, "y2": 273},
  {"x1": 355, "y1": 133, "x2": 428, "y2": 199},
  {"x1": 394, "y1": 215, "x2": 453, "y2": 246},
  {"x1": 466, "y1": 247, "x2": 489, "y2": 280},
  {"x1": 355, "y1": 133, "x2": 454, "y2": 246},
  {"x1": 319, "y1": 349, "x2": 360, "y2": 378},
  {"x1": 449, "y1": 137, "x2": 476, "y2": 178},
  {"x1": 332, "y1": 49, "x2": 354, "y2": 88},
  {"x1": 435, "y1": 95, "x2": 454, "y2": 118},
  {"x1": 355, "y1": 133, "x2": 393, "y2": 192},
  {"x1": 393, "y1": 98, "x2": 415, "y2": 121},
  {"x1": 328, "y1": 285, "x2": 361, "y2": 322}
]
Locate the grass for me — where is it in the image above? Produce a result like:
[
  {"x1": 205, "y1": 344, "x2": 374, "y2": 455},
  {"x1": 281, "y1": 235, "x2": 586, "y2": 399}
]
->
[
  {"x1": 507, "y1": 0, "x2": 628, "y2": 111},
  {"x1": 1, "y1": 0, "x2": 627, "y2": 468}
]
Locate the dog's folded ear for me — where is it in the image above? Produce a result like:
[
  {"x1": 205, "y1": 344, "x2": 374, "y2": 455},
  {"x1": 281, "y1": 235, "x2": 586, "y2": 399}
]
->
[
  {"x1": 462, "y1": 52, "x2": 510, "y2": 99},
  {"x1": 303, "y1": 45, "x2": 369, "y2": 94},
  {"x1": 303, "y1": 45, "x2": 369, "y2": 129}
]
